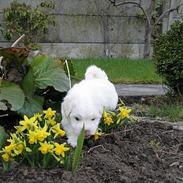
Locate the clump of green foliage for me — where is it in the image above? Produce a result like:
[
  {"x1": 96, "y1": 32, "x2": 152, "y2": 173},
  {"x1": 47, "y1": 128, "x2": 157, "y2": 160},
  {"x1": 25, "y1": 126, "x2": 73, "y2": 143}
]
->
[
  {"x1": 1, "y1": 0, "x2": 55, "y2": 47},
  {"x1": 0, "y1": 48, "x2": 69, "y2": 117},
  {"x1": 153, "y1": 21, "x2": 183, "y2": 96}
]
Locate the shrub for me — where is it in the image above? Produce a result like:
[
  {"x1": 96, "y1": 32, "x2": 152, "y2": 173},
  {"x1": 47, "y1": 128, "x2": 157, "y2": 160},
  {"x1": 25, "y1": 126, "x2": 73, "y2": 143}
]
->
[
  {"x1": 1, "y1": 0, "x2": 55, "y2": 47},
  {"x1": 153, "y1": 21, "x2": 183, "y2": 96}
]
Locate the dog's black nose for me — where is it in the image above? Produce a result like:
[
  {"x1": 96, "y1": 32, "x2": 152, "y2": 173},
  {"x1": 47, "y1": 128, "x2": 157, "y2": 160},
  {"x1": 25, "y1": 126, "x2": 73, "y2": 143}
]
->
[{"x1": 84, "y1": 130, "x2": 91, "y2": 139}]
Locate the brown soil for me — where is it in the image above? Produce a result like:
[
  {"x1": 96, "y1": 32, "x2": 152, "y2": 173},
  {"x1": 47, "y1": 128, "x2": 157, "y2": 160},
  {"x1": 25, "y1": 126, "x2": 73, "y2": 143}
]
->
[{"x1": 0, "y1": 120, "x2": 183, "y2": 183}]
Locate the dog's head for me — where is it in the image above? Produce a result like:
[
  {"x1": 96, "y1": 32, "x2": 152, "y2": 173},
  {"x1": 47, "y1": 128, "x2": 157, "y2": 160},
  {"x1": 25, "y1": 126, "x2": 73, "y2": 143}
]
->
[{"x1": 61, "y1": 94, "x2": 103, "y2": 138}]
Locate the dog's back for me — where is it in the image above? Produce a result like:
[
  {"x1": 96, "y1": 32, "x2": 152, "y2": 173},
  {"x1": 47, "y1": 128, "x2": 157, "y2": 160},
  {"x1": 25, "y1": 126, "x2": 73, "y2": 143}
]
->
[
  {"x1": 83, "y1": 65, "x2": 118, "y2": 110},
  {"x1": 85, "y1": 65, "x2": 108, "y2": 80}
]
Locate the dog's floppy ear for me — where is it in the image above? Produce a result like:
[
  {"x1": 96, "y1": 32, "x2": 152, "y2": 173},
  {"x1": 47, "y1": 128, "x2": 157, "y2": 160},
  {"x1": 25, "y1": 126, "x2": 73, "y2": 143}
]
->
[{"x1": 61, "y1": 96, "x2": 73, "y2": 118}]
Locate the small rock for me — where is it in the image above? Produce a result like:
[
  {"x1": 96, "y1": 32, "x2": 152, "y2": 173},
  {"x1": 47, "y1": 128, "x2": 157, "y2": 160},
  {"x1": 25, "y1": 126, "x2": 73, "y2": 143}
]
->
[
  {"x1": 178, "y1": 144, "x2": 183, "y2": 152},
  {"x1": 169, "y1": 162, "x2": 180, "y2": 167},
  {"x1": 173, "y1": 126, "x2": 183, "y2": 131},
  {"x1": 120, "y1": 175, "x2": 130, "y2": 183},
  {"x1": 23, "y1": 168, "x2": 28, "y2": 176}
]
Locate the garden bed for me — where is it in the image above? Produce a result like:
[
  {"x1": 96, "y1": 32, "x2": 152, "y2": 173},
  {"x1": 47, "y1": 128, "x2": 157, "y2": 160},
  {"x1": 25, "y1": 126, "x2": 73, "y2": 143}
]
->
[{"x1": 0, "y1": 120, "x2": 183, "y2": 183}]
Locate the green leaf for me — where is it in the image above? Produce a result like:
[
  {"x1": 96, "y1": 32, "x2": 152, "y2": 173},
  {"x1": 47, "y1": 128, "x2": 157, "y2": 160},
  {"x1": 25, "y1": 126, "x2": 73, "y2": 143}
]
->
[
  {"x1": 0, "y1": 102, "x2": 8, "y2": 111},
  {"x1": 30, "y1": 55, "x2": 69, "y2": 92},
  {"x1": 25, "y1": 147, "x2": 32, "y2": 153},
  {"x1": 0, "y1": 81, "x2": 25, "y2": 111},
  {"x1": 52, "y1": 154, "x2": 60, "y2": 162},
  {"x1": 72, "y1": 127, "x2": 84, "y2": 174},
  {"x1": 18, "y1": 95, "x2": 44, "y2": 117},
  {"x1": 2, "y1": 161, "x2": 10, "y2": 172},
  {"x1": 21, "y1": 68, "x2": 34, "y2": 96},
  {"x1": 0, "y1": 126, "x2": 8, "y2": 149}
]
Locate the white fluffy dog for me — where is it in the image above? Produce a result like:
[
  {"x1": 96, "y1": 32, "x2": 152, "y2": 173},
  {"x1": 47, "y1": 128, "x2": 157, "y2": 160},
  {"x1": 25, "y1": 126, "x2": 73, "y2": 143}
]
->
[{"x1": 61, "y1": 65, "x2": 118, "y2": 147}]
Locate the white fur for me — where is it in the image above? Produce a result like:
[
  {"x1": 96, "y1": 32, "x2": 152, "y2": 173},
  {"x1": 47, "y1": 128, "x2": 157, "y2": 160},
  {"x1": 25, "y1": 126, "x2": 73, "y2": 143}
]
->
[{"x1": 61, "y1": 65, "x2": 118, "y2": 147}]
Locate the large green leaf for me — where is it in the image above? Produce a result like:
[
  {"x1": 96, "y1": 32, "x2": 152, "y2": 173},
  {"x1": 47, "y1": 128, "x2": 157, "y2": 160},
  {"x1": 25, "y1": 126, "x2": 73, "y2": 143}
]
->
[
  {"x1": 0, "y1": 126, "x2": 8, "y2": 149},
  {"x1": 18, "y1": 95, "x2": 44, "y2": 117},
  {"x1": 21, "y1": 68, "x2": 34, "y2": 96},
  {"x1": 30, "y1": 55, "x2": 69, "y2": 92},
  {"x1": 0, "y1": 81, "x2": 25, "y2": 111}
]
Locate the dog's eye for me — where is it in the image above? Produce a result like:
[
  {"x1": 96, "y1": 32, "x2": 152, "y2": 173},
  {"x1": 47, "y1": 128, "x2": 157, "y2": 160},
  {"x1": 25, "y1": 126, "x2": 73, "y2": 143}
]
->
[
  {"x1": 91, "y1": 118, "x2": 96, "y2": 121},
  {"x1": 75, "y1": 117, "x2": 80, "y2": 121}
]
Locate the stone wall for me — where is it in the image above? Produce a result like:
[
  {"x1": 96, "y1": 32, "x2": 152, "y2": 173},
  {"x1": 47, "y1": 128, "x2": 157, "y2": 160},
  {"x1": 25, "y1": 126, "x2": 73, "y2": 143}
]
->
[
  {"x1": 0, "y1": 0, "x2": 182, "y2": 58},
  {"x1": 162, "y1": 0, "x2": 183, "y2": 32}
]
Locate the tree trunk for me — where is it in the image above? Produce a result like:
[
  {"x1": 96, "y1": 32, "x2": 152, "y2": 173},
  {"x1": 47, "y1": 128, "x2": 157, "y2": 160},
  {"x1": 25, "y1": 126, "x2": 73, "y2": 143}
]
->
[
  {"x1": 144, "y1": 23, "x2": 152, "y2": 58},
  {"x1": 143, "y1": 0, "x2": 155, "y2": 58}
]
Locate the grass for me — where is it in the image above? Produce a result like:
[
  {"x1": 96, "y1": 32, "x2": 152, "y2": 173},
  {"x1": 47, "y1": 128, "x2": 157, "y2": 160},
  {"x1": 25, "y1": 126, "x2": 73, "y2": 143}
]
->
[
  {"x1": 133, "y1": 95, "x2": 183, "y2": 122},
  {"x1": 72, "y1": 58, "x2": 162, "y2": 84},
  {"x1": 148, "y1": 103, "x2": 183, "y2": 122}
]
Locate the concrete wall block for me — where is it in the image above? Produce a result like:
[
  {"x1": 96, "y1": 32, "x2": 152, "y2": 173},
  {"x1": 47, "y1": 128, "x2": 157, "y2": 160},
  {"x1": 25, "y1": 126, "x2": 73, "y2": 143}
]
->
[
  {"x1": 107, "y1": 16, "x2": 145, "y2": 43},
  {"x1": 0, "y1": 42, "x2": 11, "y2": 48},
  {"x1": 54, "y1": 0, "x2": 152, "y2": 16},
  {"x1": 106, "y1": 43, "x2": 144, "y2": 58},
  {"x1": 40, "y1": 43, "x2": 105, "y2": 58},
  {"x1": 45, "y1": 15, "x2": 104, "y2": 43},
  {"x1": 0, "y1": 0, "x2": 152, "y2": 16},
  {"x1": 40, "y1": 43, "x2": 144, "y2": 58},
  {"x1": 55, "y1": 0, "x2": 140, "y2": 16},
  {"x1": 44, "y1": 15, "x2": 145, "y2": 43}
]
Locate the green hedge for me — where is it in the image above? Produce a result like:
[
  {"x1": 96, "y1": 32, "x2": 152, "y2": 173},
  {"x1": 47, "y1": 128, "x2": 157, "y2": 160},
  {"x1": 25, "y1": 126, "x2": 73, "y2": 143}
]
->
[{"x1": 153, "y1": 21, "x2": 183, "y2": 96}]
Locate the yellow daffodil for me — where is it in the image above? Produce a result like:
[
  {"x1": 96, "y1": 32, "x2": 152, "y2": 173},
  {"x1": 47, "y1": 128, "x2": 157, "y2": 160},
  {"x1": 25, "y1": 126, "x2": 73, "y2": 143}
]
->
[
  {"x1": 16, "y1": 115, "x2": 37, "y2": 133},
  {"x1": 53, "y1": 143, "x2": 69, "y2": 157},
  {"x1": 39, "y1": 141, "x2": 53, "y2": 154},
  {"x1": 27, "y1": 130, "x2": 38, "y2": 144},
  {"x1": 47, "y1": 118, "x2": 57, "y2": 126},
  {"x1": 3, "y1": 143, "x2": 14, "y2": 154},
  {"x1": 34, "y1": 113, "x2": 42, "y2": 121},
  {"x1": 2, "y1": 153, "x2": 10, "y2": 162},
  {"x1": 7, "y1": 133, "x2": 19, "y2": 144},
  {"x1": 51, "y1": 124, "x2": 65, "y2": 138},
  {"x1": 36, "y1": 124, "x2": 50, "y2": 142},
  {"x1": 103, "y1": 112, "x2": 113, "y2": 126},
  {"x1": 43, "y1": 108, "x2": 56, "y2": 120},
  {"x1": 7, "y1": 134, "x2": 22, "y2": 148},
  {"x1": 14, "y1": 143, "x2": 24, "y2": 155},
  {"x1": 94, "y1": 129, "x2": 103, "y2": 140},
  {"x1": 3, "y1": 134, "x2": 23, "y2": 156},
  {"x1": 119, "y1": 107, "x2": 131, "y2": 119},
  {"x1": 27, "y1": 131, "x2": 36, "y2": 144},
  {"x1": 15, "y1": 140, "x2": 27, "y2": 156}
]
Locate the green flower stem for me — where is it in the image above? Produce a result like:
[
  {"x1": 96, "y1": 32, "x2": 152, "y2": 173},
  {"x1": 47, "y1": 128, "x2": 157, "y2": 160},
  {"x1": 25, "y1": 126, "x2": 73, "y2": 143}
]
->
[
  {"x1": 43, "y1": 153, "x2": 51, "y2": 168},
  {"x1": 3, "y1": 161, "x2": 10, "y2": 172},
  {"x1": 32, "y1": 144, "x2": 39, "y2": 166},
  {"x1": 25, "y1": 153, "x2": 34, "y2": 167},
  {"x1": 43, "y1": 154, "x2": 47, "y2": 168}
]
